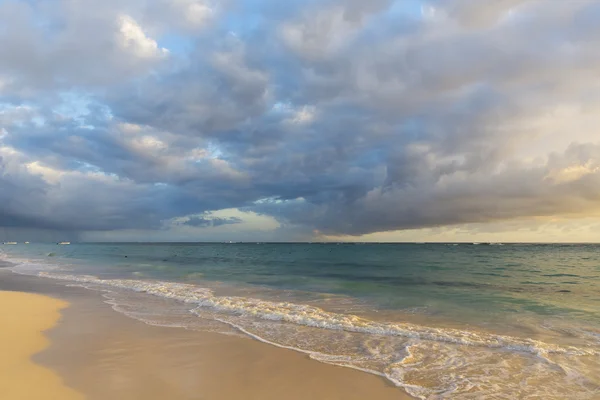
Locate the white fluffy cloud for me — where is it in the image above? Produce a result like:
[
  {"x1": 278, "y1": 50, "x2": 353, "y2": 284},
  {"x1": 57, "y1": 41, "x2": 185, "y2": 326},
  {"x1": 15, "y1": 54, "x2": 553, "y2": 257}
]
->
[{"x1": 118, "y1": 14, "x2": 169, "y2": 59}]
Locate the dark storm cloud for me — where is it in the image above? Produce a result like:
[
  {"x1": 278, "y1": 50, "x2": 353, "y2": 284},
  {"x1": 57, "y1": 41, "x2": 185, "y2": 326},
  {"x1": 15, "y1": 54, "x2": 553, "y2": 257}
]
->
[
  {"x1": 2, "y1": 0, "x2": 600, "y2": 238},
  {"x1": 183, "y1": 215, "x2": 243, "y2": 228}
]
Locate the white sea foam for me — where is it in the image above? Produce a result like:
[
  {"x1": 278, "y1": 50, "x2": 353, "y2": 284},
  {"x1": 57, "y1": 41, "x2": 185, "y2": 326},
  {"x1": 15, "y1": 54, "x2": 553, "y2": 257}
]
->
[{"x1": 17, "y1": 269, "x2": 597, "y2": 358}]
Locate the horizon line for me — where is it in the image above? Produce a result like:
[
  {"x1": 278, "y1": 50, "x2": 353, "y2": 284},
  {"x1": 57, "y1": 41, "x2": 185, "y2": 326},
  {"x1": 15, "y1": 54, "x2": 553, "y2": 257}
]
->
[{"x1": 5, "y1": 241, "x2": 600, "y2": 245}]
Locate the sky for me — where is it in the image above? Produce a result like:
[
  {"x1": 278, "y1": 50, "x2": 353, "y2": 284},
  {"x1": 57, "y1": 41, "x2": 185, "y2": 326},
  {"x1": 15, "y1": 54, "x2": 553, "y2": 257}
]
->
[{"x1": 1, "y1": 0, "x2": 600, "y2": 242}]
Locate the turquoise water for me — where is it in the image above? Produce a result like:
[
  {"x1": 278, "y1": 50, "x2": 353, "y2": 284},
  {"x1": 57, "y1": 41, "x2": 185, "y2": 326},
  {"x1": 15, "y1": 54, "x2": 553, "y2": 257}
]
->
[{"x1": 2, "y1": 243, "x2": 600, "y2": 399}]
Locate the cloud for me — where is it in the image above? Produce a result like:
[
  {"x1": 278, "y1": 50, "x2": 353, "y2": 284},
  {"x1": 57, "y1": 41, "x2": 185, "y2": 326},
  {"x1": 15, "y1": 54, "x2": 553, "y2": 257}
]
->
[
  {"x1": 118, "y1": 14, "x2": 169, "y2": 59},
  {"x1": 0, "y1": 0, "x2": 168, "y2": 99},
  {"x1": 1, "y1": 0, "x2": 600, "y2": 240},
  {"x1": 181, "y1": 215, "x2": 243, "y2": 228},
  {"x1": 145, "y1": 0, "x2": 217, "y2": 32}
]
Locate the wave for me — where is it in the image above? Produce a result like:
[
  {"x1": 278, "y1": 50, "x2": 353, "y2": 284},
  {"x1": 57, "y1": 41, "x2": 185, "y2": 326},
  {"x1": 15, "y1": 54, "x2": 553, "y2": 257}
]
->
[
  {"x1": 21, "y1": 271, "x2": 596, "y2": 358},
  {"x1": 4, "y1": 254, "x2": 600, "y2": 399}
]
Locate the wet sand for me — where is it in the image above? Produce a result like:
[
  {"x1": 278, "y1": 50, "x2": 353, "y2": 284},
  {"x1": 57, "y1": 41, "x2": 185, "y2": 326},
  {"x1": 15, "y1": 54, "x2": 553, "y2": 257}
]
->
[
  {"x1": 0, "y1": 271, "x2": 412, "y2": 399},
  {"x1": 0, "y1": 290, "x2": 84, "y2": 400}
]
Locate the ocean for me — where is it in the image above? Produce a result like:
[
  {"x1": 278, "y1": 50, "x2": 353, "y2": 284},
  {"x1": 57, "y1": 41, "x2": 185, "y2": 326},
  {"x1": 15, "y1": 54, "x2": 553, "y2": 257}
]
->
[{"x1": 1, "y1": 242, "x2": 599, "y2": 399}]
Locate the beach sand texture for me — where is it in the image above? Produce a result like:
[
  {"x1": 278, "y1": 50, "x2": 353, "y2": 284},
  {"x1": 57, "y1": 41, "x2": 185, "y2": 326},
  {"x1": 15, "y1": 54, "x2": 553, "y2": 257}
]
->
[
  {"x1": 0, "y1": 290, "x2": 84, "y2": 400},
  {"x1": 1, "y1": 271, "x2": 411, "y2": 400}
]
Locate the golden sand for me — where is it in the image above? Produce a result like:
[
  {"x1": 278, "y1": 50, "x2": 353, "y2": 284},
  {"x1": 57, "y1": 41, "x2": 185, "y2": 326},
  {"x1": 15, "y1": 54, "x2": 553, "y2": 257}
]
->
[
  {"x1": 43, "y1": 289, "x2": 413, "y2": 400},
  {"x1": 0, "y1": 272, "x2": 413, "y2": 399},
  {"x1": 0, "y1": 291, "x2": 84, "y2": 400}
]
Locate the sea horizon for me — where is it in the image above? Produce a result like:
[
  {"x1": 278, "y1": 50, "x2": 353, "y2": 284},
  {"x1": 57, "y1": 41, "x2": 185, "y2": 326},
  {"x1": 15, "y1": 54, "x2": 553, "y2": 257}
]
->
[{"x1": 8, "y1": 241, "x2": 600, "y2": 244}]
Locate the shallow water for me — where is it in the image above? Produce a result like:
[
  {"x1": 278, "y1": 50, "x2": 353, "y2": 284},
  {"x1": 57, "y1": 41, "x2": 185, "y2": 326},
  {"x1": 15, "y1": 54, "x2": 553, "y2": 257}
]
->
[{"x1": 2, "y1": 242, "x2": 599, "y2": 399}]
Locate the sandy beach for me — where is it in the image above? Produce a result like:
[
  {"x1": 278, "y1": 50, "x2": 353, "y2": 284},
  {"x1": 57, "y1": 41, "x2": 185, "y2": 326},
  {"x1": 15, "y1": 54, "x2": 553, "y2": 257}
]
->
[
  {"x1": 0, "y1": 290, "x2": 84, "y2": 400},
  {"x1": 0, "y1": 270, "x2": 412, "y2": 400}
]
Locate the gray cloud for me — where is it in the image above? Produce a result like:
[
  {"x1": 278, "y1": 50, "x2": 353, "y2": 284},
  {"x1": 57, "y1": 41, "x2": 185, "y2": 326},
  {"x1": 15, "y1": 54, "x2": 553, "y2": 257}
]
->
[
  {"x1": 1, "y1": 0, "x2": 600, "y2": 239},
  {"x1": 0, "y1": 0, "x2": 169, "y2": 100},
  {"x1": 182, "y1": 215, "x2": 243, "y2": 228}
]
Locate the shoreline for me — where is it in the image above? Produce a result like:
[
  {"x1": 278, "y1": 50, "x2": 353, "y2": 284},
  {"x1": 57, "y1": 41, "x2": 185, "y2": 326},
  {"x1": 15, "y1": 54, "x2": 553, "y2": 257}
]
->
[
  {"x1": 0, "y1": 289, "x2": 84, "y2": 400},
  {"x1": 0, "y1": 270, "x2": 414, "y2": 399}
]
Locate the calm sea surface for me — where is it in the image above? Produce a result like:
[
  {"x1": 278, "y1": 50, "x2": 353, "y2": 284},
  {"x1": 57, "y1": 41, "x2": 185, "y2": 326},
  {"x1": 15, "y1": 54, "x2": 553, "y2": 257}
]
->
[{"x1": 2, "y1": 242, "x2": 599, "y2": 399}]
